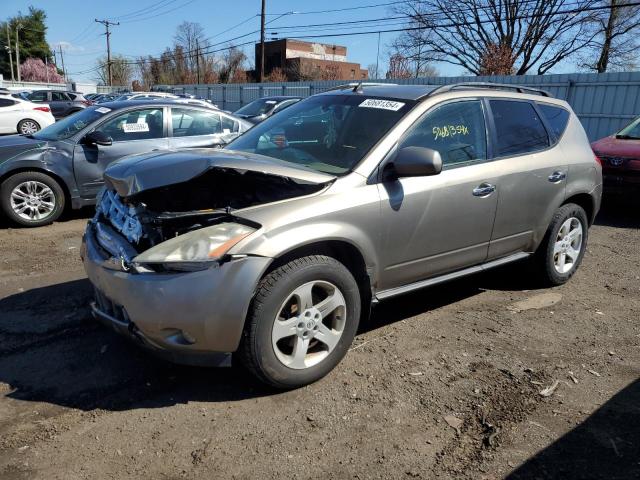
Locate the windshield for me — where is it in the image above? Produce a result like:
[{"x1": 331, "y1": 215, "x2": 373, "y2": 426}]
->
[
  {"x1": 32, "y1": 106, "x2": 113, "y2": 141},
  {"x1": 235, "y1": 98, "x2": 279, "y2": 116},
  {"x1": 617, "y1": 117, "x2": 640, "y2": 139},
  {"x1": 227, "y1": 95, "x2": 415, "y2": 175}
]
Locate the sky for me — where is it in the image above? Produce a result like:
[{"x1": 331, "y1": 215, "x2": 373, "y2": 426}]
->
[{"x1": 4, "y1": 0, "x2": 452, "y2": 83}]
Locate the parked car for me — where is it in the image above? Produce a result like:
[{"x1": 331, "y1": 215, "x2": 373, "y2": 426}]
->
[
  {"x1": 0, "y1": 100, "x2": 252, "y2": 226},
  {"x1": 0, "y1": 94, "x2": 55, "y2": 134},
  {"x1": 27, "y1": 90, "x2": 92, "y2": 119},
  {"x1": 591, "y1": 116, "x2": 640, "y2": 191},
  {"x1": 234, "y1": 96, "x2": 301, "y2": 124},
  {"x1": 81, "y1": 83, "x2": 602, "y2": 389}
]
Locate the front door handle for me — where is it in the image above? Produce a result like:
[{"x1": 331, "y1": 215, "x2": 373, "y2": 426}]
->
[
  {"x1": 472, "y1": 183, "x2": 496, "y2": 197},
  {"x1": 548, "y1": 171, "x2": 566, "y2": 183}
]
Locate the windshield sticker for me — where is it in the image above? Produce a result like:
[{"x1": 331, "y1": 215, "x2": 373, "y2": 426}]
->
[
  {"x1": 265, "y1": 100, "x2": 277, "y2": 104},
  {"x1": 359, "y1": 99, "x2": 405, "y2": 111},
  {"x1": 95, "y1": 107, "x2": 111, "y2": 114},
  {"x1": 223, "y1": 128, "x2": 231, "y2": 134},
  {"x1": 433, "y1": 125, "x2": 469, "y2": 140},
  {"x1": 123, "y1": 122, "x2": 149, "y2": 133}
]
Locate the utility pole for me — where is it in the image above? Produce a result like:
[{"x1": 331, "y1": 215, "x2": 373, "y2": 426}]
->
[
  {"x1": 45, "y1": 55, "x2": 50, "y2": 84},
  {"x1": 95, "y1": 18, "x2": 119, "y2": 86},
  {"x1": 15, "y1": 23, "x2": 22, "y2": 82},
  {"x1": 58, "y1": 44, "x2": 66, "y2": 81},
  {"x1": 375, "y1": 31, "x2": 381, "y2": 79},
  {"x1": 196, "y1": 39, "x2": 201, "y2": 84},
  {"x1": 5, "y1": 24, "x2": 14, "y2": 82},
  {"x1": 259, "y1": 0, "x2": 266, "y2": 83}
]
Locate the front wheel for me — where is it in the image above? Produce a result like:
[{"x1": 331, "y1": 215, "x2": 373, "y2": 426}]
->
[
  {"x1": 239, "y1": 255, "x2": 361, "y2": 389},
  {"x1": 0, "y1": 171, "x2": 66, "y2": 227},
  {"x1": 534, "y1": 203, "x2": 589, "y2": 286}
]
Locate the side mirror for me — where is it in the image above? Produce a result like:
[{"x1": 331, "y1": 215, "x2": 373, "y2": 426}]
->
[
  {"x1": 83, "y1": 131, "x2": 112, "y2": 146},
  {"x1": 393, "y1": 146, "x2": 443, "y2": 177}
]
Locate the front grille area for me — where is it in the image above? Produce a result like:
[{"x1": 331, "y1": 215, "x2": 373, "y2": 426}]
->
[
  {"x1": 601, "y1": 156, "x2": 632, "y2": 168},
  {"x1": 94, "y1": 288, "x2": 130, "y2": 326}
]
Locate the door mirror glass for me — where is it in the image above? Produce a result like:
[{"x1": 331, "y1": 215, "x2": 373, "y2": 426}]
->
[
  {"x1": 393, "y1": 146, "x2": 443, "y2": 177},
  {"x1": 83, "y1": 130, "x2": 112, "y2": 146}
]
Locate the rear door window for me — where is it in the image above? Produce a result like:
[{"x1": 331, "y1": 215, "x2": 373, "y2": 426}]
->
[
  {"x1": 489, "y1": 100, "x2": 549, "y2": 157},
  {"x1": 400, "y1": 100, "x2": 487, "y2": 167},
  {"x1": 0, "y1": 98, "x2": 16, "y2": 107},
  {"x1": 171, "y1": 108, "x2": 222, "y2": 137},
  {"x1": 51, "y1": 92, "x2": 68, "y2": 101},
  {"x1": 537, "y1": 103, "x2": 570, "y2": 140}
]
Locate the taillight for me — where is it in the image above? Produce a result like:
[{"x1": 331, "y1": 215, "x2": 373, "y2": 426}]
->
[
  {"x1": 82, "y1": 100, "x2": 93, "y2": 106},
  {"x1": 34, "y1": 106, "x2": 50, "y2": 112},
  {"x1": 594, "y1": 154, "x2": 603, "y2": 166}
]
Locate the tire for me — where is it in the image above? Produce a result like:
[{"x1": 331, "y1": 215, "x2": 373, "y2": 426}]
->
[
  {"x1": 0, "y1": 171, "x2": 66, "y2": 227},
  {"x1": 534, "y1": 203, "x2": 589, "y2": 286},
  {"x1": 239, "y1": 255, "x2": 361, "y2": 389},
  {"x1": 17, "y1": 118, "x2": 41, "y2": 135}
]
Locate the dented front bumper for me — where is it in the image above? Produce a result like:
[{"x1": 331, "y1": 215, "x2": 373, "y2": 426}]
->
[{"x1": 81, "y1": 223, "x2": 272, "y2": 365}]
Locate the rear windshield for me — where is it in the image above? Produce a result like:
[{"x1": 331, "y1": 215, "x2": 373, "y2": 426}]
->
[
  {"x1": 227, "y1": 95, "x2": 415, "y2": 175},
  {"x1": 32, "y1": 106, "x2": 112, "y2": 141},
  {"x1": 235, "y1": 98, "x2": 280, "y2": 116}
]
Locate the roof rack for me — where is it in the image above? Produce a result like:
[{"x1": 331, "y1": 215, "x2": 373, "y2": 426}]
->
[
  {"x1": 326, "y1": 82, "x2": 397, "y2": 92},
  {"x1": 427, "y1": 82, "x2": 553, "y2": 98}
]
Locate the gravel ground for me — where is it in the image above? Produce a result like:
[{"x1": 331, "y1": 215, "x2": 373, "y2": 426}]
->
[{"x1": 0, "y1": 197, "x2": 638, "y2": 480}]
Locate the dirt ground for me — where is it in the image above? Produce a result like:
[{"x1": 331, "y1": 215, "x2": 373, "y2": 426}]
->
[{"x1": 0, "y1": 196, "x2": 638, "y2": 480}]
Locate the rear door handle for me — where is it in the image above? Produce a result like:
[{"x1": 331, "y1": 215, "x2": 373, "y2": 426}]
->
[
  {"x1": 548, "y1": 171, "x2": 566, "y2": 183},
  {"x1": 472, "y1": 183, "x2": 496, "y2": 197}
]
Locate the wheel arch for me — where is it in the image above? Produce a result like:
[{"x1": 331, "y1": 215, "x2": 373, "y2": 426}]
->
[
  {"x1": 562, "y1": 192, "x2": 595, "y2": 225},
  {"x1": 263, "y1": 239, "x2": 374, "y2": 322}
]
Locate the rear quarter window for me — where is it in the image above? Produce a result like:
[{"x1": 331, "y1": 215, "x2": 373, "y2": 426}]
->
[
  {"x1": 489, "y1": 100, "x2": 549, "y2": 157},
  {"x1": 537, "y1": 103, "x2": 570, "y2": 140}
]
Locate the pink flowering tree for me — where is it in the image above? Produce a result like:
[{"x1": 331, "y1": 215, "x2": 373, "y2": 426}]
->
[{"x1": 19, "y1": 58, "x2": 64, "y2": 83}]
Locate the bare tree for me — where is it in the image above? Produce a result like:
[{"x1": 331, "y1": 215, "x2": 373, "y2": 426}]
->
[
  {"x1": 96, "y1": 55, "x2": 133, "y2": 87},
  {"x1": 393, "y1": 0, "x2": 599, "y2": 75},
  {"x1": 218, "y1": 46, "x2": 247, "y2": 83},
  {"x1": 367, "y1": 63, "x2": 379, "y2": 79},
  {"x1": 386, "y1": 53, "x2": 412, "y2": 79},
  {"x1": 174, "y1": 21, "x2": 206, "y2": 76},
  {"x1": 580, "y1": 0, "x2": 640, "y2": 72}
]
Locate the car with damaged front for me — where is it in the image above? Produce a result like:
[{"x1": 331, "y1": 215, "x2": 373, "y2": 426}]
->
[
  {"x1": 81, "y1": 83, "x2": 602, "y2": 389},
  {"x1": 0, "y1": 100, "x2": 252, "y2": 226}
]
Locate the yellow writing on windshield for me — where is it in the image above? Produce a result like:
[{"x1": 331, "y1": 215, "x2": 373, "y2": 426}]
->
[{"x1": 433, "y1": 124, "x2": 469, "y2": 140}]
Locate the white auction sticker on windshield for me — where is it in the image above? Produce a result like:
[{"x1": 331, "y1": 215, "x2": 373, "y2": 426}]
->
[
  {"x1": 359, "y1": 99, "x2": 405, "y2": 111},
  {"x1": 95, "y1": 107, "x2": 111, "y2": 114},
  {"x1": 122, "y1": 123, "x2": 149, "y2": 133}
]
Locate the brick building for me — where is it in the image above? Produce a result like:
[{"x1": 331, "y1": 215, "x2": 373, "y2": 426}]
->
[{"x1": 255, "y1": 39, "x2": 368, "y2": 81}]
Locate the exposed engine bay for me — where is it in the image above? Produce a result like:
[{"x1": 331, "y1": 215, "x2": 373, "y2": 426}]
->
[{"x1": 93, "y1": 167, "x2": 326, "y2": 253}]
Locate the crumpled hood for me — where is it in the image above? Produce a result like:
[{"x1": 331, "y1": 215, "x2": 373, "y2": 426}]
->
[
  {"x1": 104, "y1": 148, "x2": 336, "y2": 197},
  {"x1": 0, "y1": 134, "x2": 48, "y2": 164}
]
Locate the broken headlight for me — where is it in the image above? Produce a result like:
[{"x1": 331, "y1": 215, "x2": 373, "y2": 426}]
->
[{"x1": 133, "y1": 222, "x2": 256, "y2": 272}]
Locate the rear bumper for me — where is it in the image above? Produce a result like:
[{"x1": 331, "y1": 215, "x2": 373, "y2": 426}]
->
[
  {"x1": 81, "y1": 223, "x2": 272, "y2": 364},
  {"x1": 603, "y1": 172, "x2": 640, "y2": 193}
]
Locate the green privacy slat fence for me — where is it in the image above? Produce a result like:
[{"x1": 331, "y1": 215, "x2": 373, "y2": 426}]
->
[{"x1": 164, "y1": 71, "x2": 640, "y2": 141}]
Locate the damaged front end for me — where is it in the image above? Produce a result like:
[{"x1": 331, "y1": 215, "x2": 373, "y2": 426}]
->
[
  {"x1": 90, "y1": 150, "x2": 334, "y2": 272},
  {"x1": 81, "y1": 150, "x2": 334, "y2": 359}
]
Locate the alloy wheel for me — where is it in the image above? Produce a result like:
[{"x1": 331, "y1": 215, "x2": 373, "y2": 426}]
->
[
  {"x1": 19, "y1": 120, "x2": 39, "y2": 134},
  {"x1": 10, "y1": 181, "x2": 56, "y2": 221},
  {"x1": 271, "y1": 280, "x2": 347, "y2": 370},
  {"x1": 553, "y1": 217, "x2": 583, "y2": 274}
]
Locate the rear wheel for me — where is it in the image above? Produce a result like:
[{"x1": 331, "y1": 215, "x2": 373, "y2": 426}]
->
[
  {"x1": 17, "y1": 118, "x2": 40, "y2": 134},
  {"x1": 0, "y1": 171, "x2": 65, "y2": 227},
  {"x1": 534, "y1": 203, "x2": 588, "y2": 286},
  {"x1": 239, "y1": 255, "x2": 361, "y2": 389}
]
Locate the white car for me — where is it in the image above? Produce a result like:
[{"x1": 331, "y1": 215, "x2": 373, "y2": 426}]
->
[{"x1": 0, "y1": 95, "x2": 55, "y2": 134}]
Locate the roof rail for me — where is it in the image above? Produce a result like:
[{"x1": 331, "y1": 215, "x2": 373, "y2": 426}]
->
[
  {"x1": 326, "y1": 82, "x2": 397, "y2": 92},
  {"x1": 427, "y1": 82, "x2": 553, "y2": 98}
]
